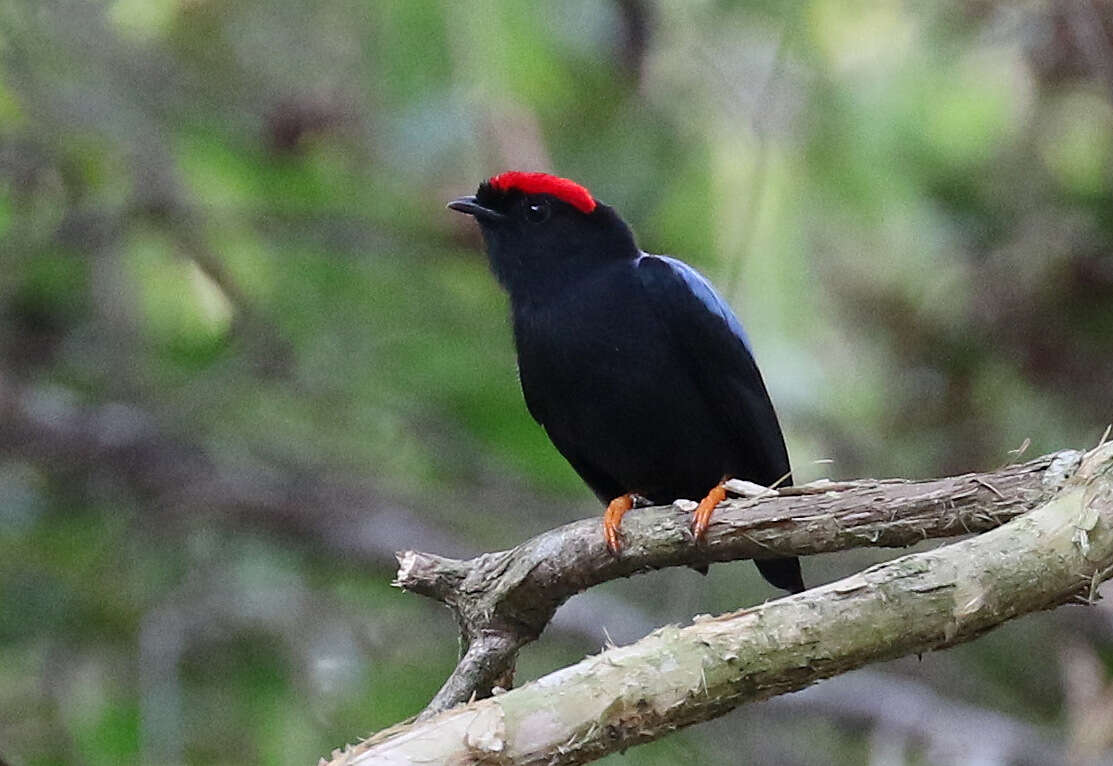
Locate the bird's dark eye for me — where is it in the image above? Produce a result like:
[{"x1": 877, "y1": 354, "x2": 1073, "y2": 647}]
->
[{"x1": 524, "y1": 201, "x2": 551, "y2": 224}]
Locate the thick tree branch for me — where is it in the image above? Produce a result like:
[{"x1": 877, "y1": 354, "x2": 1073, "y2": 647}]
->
[
  {"x1": 323, "y1": 443, "x2": 1113, "y2": 765},
  {"x1": 395, "y1": 448, "x2": 1082, "y2": 716}
]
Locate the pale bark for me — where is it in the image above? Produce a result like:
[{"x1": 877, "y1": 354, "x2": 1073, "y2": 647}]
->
[
  {"x1": 319, "y1": 444, "x2": 1113, "y2": 765},
  {"x1": 400, "y1": 449, "x2": 1082, "y2": 715}
]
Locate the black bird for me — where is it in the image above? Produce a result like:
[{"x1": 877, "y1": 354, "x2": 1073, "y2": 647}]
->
[{"x1": 448, "y1": 172, "x2": 803, "y2": 594}]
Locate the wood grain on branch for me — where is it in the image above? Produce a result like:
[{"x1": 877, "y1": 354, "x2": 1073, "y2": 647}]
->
[
  {"x1": 397, "y1": 449, "x2": 1082, "y2": 716},
  {"x1": 322, "y1": 443, "x2": 1113, "y2": 765}
]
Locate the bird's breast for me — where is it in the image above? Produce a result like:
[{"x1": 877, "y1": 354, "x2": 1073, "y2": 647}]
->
[
  {"x1": 512, "y1": 288, "x2": 696, "y2": 433},
  {"x1": 511, "y1": 276, "x2": 660, "y2": 388}
]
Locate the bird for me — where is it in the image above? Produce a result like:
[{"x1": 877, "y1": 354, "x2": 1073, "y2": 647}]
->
[{"x1": 448, "y1": 171, "x2": 804, "y2": 594}]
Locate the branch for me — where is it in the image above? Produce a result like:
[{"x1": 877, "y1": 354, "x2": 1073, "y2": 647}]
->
[
  {"x1": 323, "y1": 443, "x2": 1113, "y2": 765},
  {"x1": 396, "y1": 449, "x2": 1082, "y2": 715}
]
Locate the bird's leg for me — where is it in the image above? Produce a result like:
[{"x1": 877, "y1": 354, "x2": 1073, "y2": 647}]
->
[
  {"x1": 603, "y1": 494, "x2": 635, "y2": 555},
  {"x1": 691, "y1": 482, "x2": 728, "y2": 541}
]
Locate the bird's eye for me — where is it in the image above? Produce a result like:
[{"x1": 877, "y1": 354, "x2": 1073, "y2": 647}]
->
[{"x1": 524, "y1": 201, "x2": 551, "y2": 224}]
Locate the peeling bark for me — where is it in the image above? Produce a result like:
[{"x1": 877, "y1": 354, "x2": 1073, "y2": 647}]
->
[
  {"x1": 320, "y1": 443, "x2": 1113, "y2": 765},
  {"x1": 400, "y1": 449, "x2": 1082, "y2": 715}
]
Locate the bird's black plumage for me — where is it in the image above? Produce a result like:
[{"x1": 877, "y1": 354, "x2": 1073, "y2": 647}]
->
[{"x1": 449, "y1": 173, "x2": 803, "y2": 594}]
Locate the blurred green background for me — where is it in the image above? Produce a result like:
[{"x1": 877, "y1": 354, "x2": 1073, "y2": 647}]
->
[{"x1": 2, "y1": 1, "x2": 1112, "y2": 764}]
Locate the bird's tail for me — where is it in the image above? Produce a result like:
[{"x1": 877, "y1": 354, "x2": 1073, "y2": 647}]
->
[{"x1": 754, "y1": 557, "x2": 805, "y2": 594}]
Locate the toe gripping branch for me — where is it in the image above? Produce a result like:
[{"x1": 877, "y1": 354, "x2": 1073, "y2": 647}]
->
[
  {"x1": 603, "y1": 494, "x2": 635, "y2": 554},
  {"x1": 605, "y1": 482, "x2": 728, "y2": 554},
  {"x1": 691, "y1": 483, "x2": 728, "y2": 541}
]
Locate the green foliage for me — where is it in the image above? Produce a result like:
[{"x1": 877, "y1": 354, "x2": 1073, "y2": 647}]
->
[{"x1": 2, "y1": 0, "x2": 1112, "y2": 763}]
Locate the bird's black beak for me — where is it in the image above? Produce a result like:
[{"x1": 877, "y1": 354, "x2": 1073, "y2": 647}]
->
[{"x1": 447, "y1": 196, "x2": 508, "y2": 222}]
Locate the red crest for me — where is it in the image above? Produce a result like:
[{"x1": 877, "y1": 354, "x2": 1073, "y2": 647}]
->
[{"x1": 487, "y1": 171, "x2": 596, "y2": 214}]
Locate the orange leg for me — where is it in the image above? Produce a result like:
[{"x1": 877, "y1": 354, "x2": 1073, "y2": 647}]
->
[
  {"x1": 603, "y1": 494, "x2": 635, "y2": 555},
  {"x1": 691, "y1": 483, "x2": 728, "y2": 541}
]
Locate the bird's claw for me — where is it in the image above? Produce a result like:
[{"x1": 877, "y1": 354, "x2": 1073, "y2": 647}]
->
[
  {"x1": 691, "y1": 484, "x2": 727, "y2": 541},
  {"x1": 603, "y1": 494, "x2": 634, "y2": 555}
]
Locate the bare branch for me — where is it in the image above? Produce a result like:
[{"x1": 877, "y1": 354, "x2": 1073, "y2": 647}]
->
[
  {"x1": 395, "y1": 449, "x2": 1082, "y2": 715},
  {"x1": 323, "y1": 443, "x2": 1113, "y2": 766}
]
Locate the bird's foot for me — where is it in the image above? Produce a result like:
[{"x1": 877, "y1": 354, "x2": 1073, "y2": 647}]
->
[
  {"x1": 603, "y1": 494, "x2": 635, "y2": 555},
  {"x1": 691, "y1": 483, "x2": 728, "y2": 541}
]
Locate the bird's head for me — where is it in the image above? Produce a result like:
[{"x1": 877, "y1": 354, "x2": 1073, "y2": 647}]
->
[{"x1": 448, "y1": 171, "x2": 637, "y2": 295}]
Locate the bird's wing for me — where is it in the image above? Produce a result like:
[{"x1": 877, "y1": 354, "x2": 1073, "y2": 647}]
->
[{"x1": 635, "y1": 254, "x2": 791, "y2": 486}]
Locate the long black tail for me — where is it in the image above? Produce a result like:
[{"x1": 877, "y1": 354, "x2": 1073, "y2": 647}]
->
[{"x1": 755, "y1": 556, "x2": 805, "y2": 594}]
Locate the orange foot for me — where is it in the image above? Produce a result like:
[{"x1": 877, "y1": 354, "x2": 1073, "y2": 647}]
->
[
  {"x1": 603, "y1": 494, "x2": 635, "y2": 555},
  {"x1": 691, "y1": 483, "x2": 728, "y2": 541}
]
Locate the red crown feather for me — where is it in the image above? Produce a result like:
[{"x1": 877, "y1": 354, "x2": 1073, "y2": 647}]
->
[{"x1": 487, "y1": 171, "x2": 597, "y2": 214}]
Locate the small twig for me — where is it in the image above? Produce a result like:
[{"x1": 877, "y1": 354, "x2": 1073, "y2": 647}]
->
[
  {"x1": 1098, "y1": 424, "x2": 1112, "y2": 450},
  {"x1": 1008, "y1": 437, "x2": 1032, "y2": 461},
  {"x1": 973, "y1": 476, "x2": 1006, "y2": 500}
]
